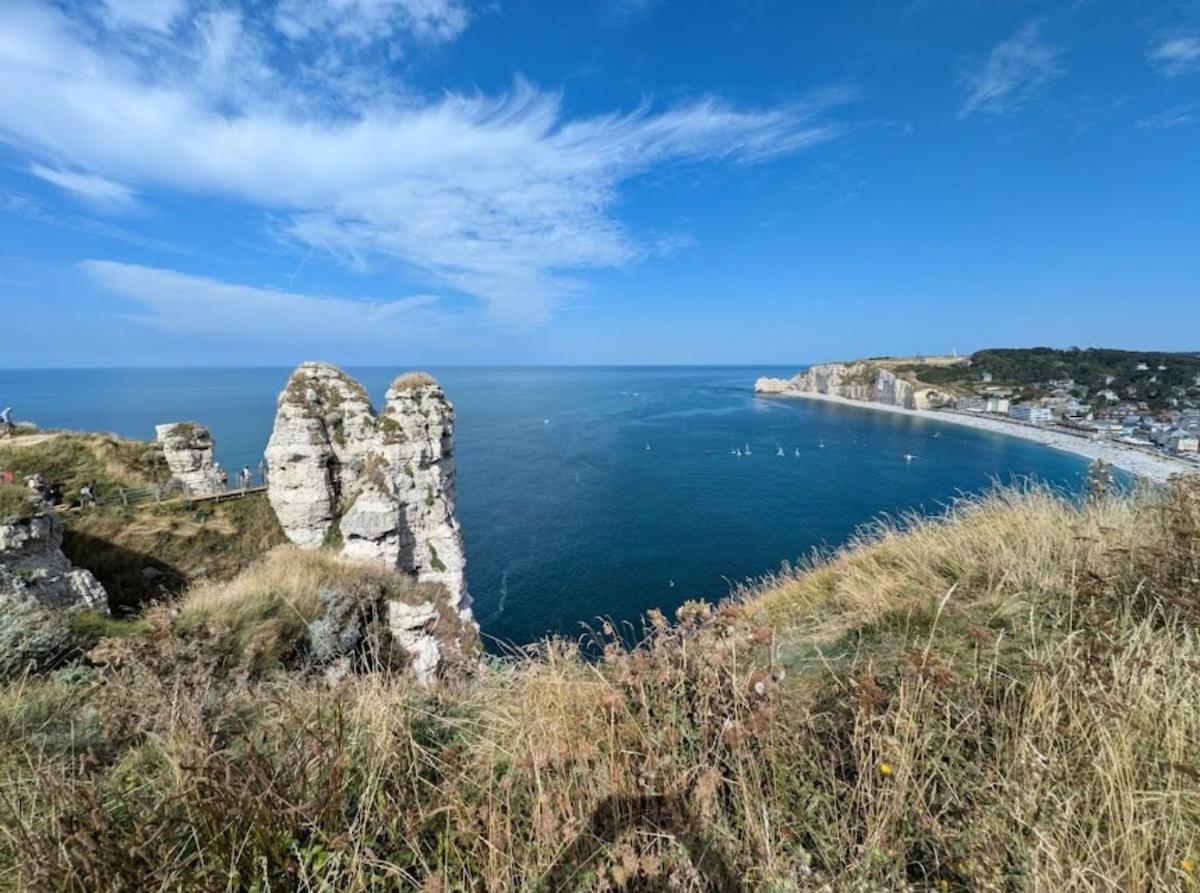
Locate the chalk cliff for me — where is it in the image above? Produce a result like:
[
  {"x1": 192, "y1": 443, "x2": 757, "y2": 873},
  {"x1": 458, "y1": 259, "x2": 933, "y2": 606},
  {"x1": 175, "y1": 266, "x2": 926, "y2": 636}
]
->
[
  {"x1": 756, "y1": 362, "x2": 949, "y2": 410},
  {"x1": 265, "y1": 363, "x2": 475, "y2": 682},
  {"x1": 156, "y1": 422, "x2": 216, "y2": 493},
  {"x1": 0, "y1": 511, "x2": 108, "y2": 612}
]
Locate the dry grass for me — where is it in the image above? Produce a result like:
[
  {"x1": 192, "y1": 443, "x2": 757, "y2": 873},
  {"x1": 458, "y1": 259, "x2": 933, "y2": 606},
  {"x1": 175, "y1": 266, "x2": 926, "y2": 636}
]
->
[
  {"x1": 1, "y1": 481, "x2": 1198, "y2": 890},
  {"x1": 391, "y1": 371, "x2": 438, "y2": 391}
]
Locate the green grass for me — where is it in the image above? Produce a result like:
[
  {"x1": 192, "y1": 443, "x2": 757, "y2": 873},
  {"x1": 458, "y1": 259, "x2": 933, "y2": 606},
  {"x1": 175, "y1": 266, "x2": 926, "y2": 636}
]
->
[
  {"x1": 0, "y1": 432, "x2": 166, "y2": 499},
  {"x1": 0, "y1": 484, "x2": 36, "y2": 522}
]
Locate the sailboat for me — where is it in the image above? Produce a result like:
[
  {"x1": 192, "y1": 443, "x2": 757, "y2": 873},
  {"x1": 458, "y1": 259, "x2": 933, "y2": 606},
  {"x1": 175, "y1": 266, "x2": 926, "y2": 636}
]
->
[
  {"x1": 776, "y1": 446, "x2": 785, "y2": 457},
  {"x1": 744, "y1": 443, "x2": 752, "y2": 455},
  {"x1": 735, "y1": 448, "x2": 742, "y2": 457},
  {"x1": 794, "y1": 448, "x2": 800, "y2": 457},
  {"x1": 645, "y1": 442, "x2": 651, "y2": 451}
]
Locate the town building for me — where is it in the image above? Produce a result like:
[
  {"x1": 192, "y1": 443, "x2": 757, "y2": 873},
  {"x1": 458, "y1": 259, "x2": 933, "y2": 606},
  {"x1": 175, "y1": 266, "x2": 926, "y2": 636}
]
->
[{"x1": 1009, "y1": 404, "x2": 1054, "y2": 424}]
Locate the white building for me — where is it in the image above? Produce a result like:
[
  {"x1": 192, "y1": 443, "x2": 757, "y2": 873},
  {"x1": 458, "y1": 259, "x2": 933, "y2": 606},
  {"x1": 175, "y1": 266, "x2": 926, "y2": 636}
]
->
[
  {"x1": 1168, "y1": 430, "x2": 1200, "y2": 454},
  {"x1": 1009, "y1": 404, "x2": 1054, "y2": 424}
]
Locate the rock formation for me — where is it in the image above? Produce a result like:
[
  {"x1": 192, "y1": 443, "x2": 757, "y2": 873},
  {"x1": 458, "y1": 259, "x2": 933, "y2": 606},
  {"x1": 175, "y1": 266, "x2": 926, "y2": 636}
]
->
[
  {"x1": 756, "y1": 362, "x2": 950, "y2": 410},
  {"x1": 156, "y1": 422, "x2": 217, "y2": 493},
  {"x1": 265, "y1": 363, "x2": 476, "y2": 683},
  {"x1": 0, "y1": 511, "x2": 109, "y2": 612}
]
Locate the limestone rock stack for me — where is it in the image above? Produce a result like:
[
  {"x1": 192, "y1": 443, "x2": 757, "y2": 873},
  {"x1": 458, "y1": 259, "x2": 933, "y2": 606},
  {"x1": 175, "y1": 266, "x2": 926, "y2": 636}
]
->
[
  {"x1": 155, "y1": 422, "x2": 216, "y2": 493},
  {"x1": 264, "y1": 363, "x2": 377, "y2": 547},
  {"x1": 265, "y1": 363, "x2": 476, "y2": 682}
]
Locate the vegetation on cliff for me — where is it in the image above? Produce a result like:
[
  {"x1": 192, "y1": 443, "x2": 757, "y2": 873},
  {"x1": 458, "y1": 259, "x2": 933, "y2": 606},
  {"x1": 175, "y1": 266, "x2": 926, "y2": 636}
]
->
[
  {"x1": 0, "y1": 433, "x2": 285, "y2": 613},
  {"x1": 1, "y1": 477, "x2": 1197, "y2": 890}
]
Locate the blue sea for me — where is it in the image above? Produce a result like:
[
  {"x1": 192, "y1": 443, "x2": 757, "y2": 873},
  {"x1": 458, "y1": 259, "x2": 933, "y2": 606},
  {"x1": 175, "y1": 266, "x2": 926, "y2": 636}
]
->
[{"x1": 0, "y1": 367, "x2": 1093, "y2": 645}]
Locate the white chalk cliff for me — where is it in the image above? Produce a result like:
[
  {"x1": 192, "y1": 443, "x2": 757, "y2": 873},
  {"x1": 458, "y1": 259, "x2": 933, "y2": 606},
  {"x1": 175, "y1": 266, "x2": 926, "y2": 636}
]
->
[
  {"x1": 155, "y1": 422, "x2": 217, "y2": 493},
  {"x1": 755, "y1": 362, "x2": 949, "y2": 411},
  {"x1": 265, "y1": 363, "x2": 475, "y2": 682},
  {"x1": 0, "y1": 511, "x2": 108, "y2": 613}
]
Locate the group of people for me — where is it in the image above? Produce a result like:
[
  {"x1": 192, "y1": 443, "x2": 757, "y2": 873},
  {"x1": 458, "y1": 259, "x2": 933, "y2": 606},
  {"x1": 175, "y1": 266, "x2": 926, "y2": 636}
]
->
[
  {"x1": 24, "y1": 472, "x2": 96, "y2": 508},
  {"x1": 209, "y1": 462, "x2": 265, "y2": 493}
]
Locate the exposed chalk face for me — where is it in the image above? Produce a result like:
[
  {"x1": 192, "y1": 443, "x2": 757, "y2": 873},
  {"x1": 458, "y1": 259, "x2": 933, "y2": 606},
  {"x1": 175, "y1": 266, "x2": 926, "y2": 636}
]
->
[
  {"x1": 155, "y1": 422, "x2": 216, "y2": 494},
  {"x1": 755, "y1": 362, "x2": 950, "y2": 411},
  {"x1": 0, "y1": 512, "x2": 108, "y2": 613},
  {"x1": 265, "y1": 363, "x2": 476, "y2": 682}
]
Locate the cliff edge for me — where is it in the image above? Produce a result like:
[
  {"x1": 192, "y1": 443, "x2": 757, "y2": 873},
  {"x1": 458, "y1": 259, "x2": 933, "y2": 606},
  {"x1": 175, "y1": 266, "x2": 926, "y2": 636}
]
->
[{"x1": 756, "y1": 360, "x2": 953, "y2": 410}]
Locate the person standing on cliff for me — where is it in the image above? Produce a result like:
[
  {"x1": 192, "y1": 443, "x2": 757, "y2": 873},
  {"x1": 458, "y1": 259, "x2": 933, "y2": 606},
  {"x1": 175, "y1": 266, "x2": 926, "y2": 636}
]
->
[{"x1": 1, "y1": 406, "x2": 13, "y2": 436}]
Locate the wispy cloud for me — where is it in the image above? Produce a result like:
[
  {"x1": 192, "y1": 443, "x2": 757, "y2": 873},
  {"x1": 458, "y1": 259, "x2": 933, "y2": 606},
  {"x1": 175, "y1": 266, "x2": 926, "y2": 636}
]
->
[
  {"x1": 274, "y1": 0, "x2": 470, "y2": 45},
  {"x1": 79, "y1": 260, "x2": 449, "y2": 340},
  {"x1": 1137, "y1": 103, "x2": 1199, "y2": 130},
  {"x1": 1147, "y1": 34, "x2": 1200, "y2": 77},
  {"x1": 0, "y1": 1, "x2": 848, "y2": 324},
  {"x1": 29, "y1": 164, "x2": 137, "y2": 208},
  {"x1": 959, "y1": 22, "x2": 1063, "y2": 118},
  {"x1": 101, "y1": 0, "x2": 186, "y2": 32}
]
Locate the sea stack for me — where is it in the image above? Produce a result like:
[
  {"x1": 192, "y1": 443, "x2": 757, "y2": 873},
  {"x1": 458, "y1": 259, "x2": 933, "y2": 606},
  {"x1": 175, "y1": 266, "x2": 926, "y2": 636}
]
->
[
  {"x1": 265, "y1": 363, "x2": 475, "y2": 682},
  {"x1": 155, "y1": 422, "x2": 217, "y2": 493}
]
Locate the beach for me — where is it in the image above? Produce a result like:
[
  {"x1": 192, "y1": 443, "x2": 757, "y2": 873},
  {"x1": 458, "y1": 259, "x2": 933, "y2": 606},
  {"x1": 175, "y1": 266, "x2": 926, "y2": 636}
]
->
[{"x1": 763, "y1": 390, "x2": 1200, "y2": 483}]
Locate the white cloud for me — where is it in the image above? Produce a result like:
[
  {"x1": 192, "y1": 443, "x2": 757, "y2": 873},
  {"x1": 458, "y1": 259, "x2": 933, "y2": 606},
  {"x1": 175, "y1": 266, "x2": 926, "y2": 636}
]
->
[
  {"x1": 275, "y1": 0, "x2": 470, "y2": 44},
  {"x1": 29, "y1": 163, "x2": 136, "y2": 207},
  {"x1": 102, "y1": 0, "x2": 186, "y2": 32},
  {"x1": 1147, "y1": 34, "x2": 1200, "y2": 77},
  {"x1": 79, "y1": 259, "x2": 448, "y2": 339},
  {"x1": 959, "y1": 22, "x2": 1062, "y2": 118},
  {"x1": 1136, "y1": 104, "x2": 1199, "y2": 130},
  {"x1": 0, "y1": 2, "x2": 846, "y2": 324}
]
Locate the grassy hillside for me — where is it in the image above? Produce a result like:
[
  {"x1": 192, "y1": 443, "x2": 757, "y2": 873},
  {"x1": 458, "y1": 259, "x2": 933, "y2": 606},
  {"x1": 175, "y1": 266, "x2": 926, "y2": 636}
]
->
[
  {"x1": 0, "y1": 432, "x2": 285, "y2": 612},
  {"x1": 1, "y1": 480, "x2": 1198, "y2": 890}
]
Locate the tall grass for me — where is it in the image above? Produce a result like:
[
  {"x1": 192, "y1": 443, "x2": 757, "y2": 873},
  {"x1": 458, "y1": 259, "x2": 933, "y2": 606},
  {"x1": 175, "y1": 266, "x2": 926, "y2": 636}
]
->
[{"x1": 0, "y1": 481, "x2": 1197, "y2": 890}]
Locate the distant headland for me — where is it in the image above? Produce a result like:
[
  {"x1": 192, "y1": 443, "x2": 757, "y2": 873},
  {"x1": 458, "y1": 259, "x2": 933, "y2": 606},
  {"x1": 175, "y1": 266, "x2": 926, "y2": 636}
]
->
[{"x1": 757, "y1": 348, "x2": 1200, "y2": 483}]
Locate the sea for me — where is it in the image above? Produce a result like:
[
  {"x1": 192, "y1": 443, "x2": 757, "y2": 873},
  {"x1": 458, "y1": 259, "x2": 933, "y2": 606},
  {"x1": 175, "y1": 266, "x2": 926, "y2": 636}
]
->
[{"x1": 0, "y1": 366, "x2": 1096, "y2": 646}]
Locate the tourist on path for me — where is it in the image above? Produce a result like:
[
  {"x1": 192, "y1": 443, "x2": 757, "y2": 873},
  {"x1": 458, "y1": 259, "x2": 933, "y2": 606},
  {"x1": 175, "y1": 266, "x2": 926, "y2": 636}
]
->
[
  {"x1": 80, "y1": 482, "x2": 96, "y2": 508},
  {"x1": 1, "y1": 406, "x2": 13, "y2": 436}
]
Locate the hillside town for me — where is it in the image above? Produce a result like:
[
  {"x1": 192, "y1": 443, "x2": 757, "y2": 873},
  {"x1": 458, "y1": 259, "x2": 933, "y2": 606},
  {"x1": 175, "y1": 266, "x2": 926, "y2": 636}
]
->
[{"x1": 946, "y1": 364, "x2": 1200, "y2": 465}]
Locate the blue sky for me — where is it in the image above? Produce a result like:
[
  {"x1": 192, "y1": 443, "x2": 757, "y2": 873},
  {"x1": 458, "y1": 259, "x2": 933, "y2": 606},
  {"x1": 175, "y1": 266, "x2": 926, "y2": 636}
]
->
[{"x1": 0, "y1": 0, "x2": 1197, "y2": 367}]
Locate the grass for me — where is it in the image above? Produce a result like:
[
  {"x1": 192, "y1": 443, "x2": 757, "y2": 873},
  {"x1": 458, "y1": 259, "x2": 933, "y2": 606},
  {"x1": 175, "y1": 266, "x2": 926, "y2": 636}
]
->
[
  {"x1": 0, "y1": 484, "x2": 36, "y2": 522},
  {"x1": 391, "y1": 371, "x2": 437, "y2": 391},
  {"x1": 0, "y1": 432, "x2": 166, "y2": 498},
  {"x1": 0, "y1": 480, "x2": 1198, "y2": 890},
  {"x1": 62, "y1": 492, "x2": 287, "y2": 614}
]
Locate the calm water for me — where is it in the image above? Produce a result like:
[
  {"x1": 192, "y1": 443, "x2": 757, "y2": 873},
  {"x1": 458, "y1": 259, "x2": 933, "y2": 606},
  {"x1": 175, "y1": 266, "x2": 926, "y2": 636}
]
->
[{"x1": 0, "y1": 367, "x2": 1092, "y2": 645}]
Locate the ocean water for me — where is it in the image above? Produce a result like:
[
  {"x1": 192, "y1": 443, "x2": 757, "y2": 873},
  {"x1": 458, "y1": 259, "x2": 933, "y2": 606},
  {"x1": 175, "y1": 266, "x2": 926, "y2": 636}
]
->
[{"x1": 0, "y1": 366, "x2": 1093, "y2": 645}]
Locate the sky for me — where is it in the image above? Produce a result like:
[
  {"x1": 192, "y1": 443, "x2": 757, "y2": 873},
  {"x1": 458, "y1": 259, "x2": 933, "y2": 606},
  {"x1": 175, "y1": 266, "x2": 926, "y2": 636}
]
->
[{"x1": 0, "y1": 0, "x2": 1198, "y2": 367}]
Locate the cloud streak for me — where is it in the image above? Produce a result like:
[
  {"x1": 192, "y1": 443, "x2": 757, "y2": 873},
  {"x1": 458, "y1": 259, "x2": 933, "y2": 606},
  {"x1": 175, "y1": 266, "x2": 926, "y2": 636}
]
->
[
  {"x1": 0, "y1": 1, "x2": 847, "y2": 324},
  {"x1": 1147, "y1": 34, "x2": 1200, "y2": 77},
  {"x1": 959, "y1": 22, "x2": 1062, "y2": 118},
  {"x1": 79, "y1": 259, "x2": 449, "y2": 340}
]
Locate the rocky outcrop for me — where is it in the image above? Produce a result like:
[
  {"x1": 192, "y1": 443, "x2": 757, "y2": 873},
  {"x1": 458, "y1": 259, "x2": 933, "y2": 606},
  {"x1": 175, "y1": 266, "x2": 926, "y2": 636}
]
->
[
  {"x1": 756, "y1": 362, "x2": 950, "y2": 411},
  {"x1": 155, "y1": 422, "x2": 216, "y2": 493},
  {"x1": 265, "y1": 363, "x2": 475, "y2": 683},
  {"x1": 265, "y1": 363, "x2": 377, "y2": 547},
  {"x1": 0, "y1": 512, "x2": 108, "y2": 612},
  {"x1": 0, "y1": 509, "x2": 110, "y2": 677}
]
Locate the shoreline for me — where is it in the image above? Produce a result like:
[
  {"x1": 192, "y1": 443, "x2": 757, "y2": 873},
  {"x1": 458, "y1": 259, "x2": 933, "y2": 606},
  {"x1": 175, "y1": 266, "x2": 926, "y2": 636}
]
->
[{"x1": 759, "y1": 390, "x2": 1199, "y2": 483}]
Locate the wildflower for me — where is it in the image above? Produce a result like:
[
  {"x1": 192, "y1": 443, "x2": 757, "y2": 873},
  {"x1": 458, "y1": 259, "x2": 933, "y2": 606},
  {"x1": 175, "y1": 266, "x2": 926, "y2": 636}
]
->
[
  {"x1": 1182, "y1": 857, "x2": 1196, "y2": 874},
  {"x1": 878, "y1": 762, "x2": 894, "y2": 777}
]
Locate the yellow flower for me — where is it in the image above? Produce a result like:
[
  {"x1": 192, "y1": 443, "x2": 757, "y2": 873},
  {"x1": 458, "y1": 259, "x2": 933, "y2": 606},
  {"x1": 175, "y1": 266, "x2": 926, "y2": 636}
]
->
[
  {"x1": 878, "y1": 762, "x2": 894, "y2": 777},
  {"x1": 1182, "y1": 857, "x2": 1196, "y2": 874}
]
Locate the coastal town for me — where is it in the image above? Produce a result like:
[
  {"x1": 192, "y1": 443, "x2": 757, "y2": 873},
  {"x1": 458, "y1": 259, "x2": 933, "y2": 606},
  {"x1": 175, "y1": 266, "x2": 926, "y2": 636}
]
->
[{"x1": 756, "y1": 347, "x2": 1200, "y2": 481}]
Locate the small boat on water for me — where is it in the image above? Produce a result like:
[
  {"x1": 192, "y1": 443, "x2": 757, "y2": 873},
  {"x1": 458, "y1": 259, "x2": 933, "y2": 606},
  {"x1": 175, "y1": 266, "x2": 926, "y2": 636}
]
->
[
  {"x1": 776, "y1": 446, "x2": 785, "y2": 457},
  {"x1": 645, "y1": 442, "x2": 651, "y2": 451},
  {"x1": 744, "y1": 443, "x2": 752, "y2": 455},
  {"x1": 903, "y1": 453, "x2": 916, "y2": 462},
  {"x1": 794, "y1": 448, "x2": 800, "y2": 457},
  {"x1": 735, "y1": 448, "x2": 742, "y2": 457}
]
